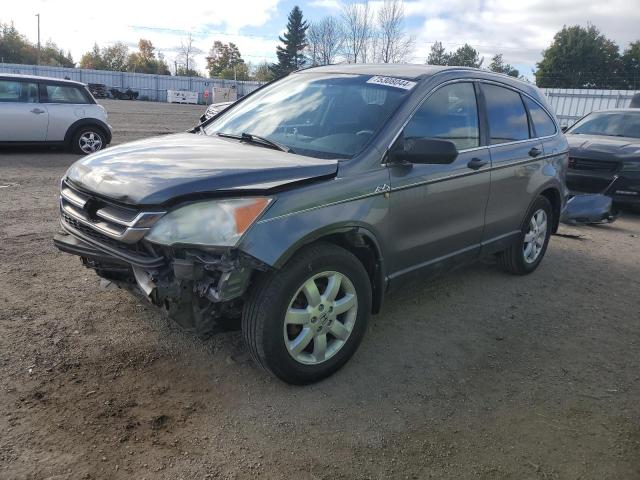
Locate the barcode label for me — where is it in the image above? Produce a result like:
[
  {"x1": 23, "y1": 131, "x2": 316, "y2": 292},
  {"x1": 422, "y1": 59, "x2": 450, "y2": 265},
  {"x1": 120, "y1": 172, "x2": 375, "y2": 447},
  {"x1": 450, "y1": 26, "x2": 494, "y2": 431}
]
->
[{"x1": 366, "y1": 76, "x2": 417, "y2": 90}]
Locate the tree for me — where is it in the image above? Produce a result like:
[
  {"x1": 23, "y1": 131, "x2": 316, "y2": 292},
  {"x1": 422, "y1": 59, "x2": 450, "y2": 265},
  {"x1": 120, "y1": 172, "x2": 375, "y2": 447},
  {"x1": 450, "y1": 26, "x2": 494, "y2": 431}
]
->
[
  {"x1": 80, "y1": 43, "x2": 106, "y2": 69},
  {"x1": 622, "y1": 41, "x2": 640, "y2": 89},
  {"x1": 377, "y1": 0, "x2": 413, "y2": 63},
  {"x1": 252, "y1": 61, "x2": 273, "y2": 82},
  {"x1": 0, "y1": 22, "x2": 73, "y2": 67},
  {"x1": 271, "y1": 6, "x2": 308, "y2": 78},
  {"x1": 536, "y1": 24, "x2": 621, "y2": 88},
  {"x1": 341, "y1": 1, "x2": 373, "y2": 63},
  {"x1": 206, "y1": 41, "x2": 246, "y2": 78},
  {"x1": 426, "y1": 41, "x2": 449, "y2": 66},
  {"x1": 448, "y1": 44, "x2": 483, "y2": 68},
  {"x1": 307, "y1": 16, "x2": 343, "y2": 66},
  {"x1": 489, "y1": 54, "x2": 519, "y2": 77},
  {"x1": 128, "y1": 39, "x2": 170, "y2": 74},
  {"x1": 176, "y1": 34, "x2": 202, "y2": 76},
  {"x1": 101, "y1": 42, "x2": 129, "y2": 71}
]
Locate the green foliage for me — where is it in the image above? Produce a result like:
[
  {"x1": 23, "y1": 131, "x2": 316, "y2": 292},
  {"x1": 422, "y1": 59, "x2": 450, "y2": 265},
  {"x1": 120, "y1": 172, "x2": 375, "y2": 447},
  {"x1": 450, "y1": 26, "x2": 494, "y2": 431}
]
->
[
  {"x1": 0, "y1": 22, "x2": 74, "y2": 67},
  {"x1": 622, "y1": 41, "x2": 640, "y2": 89},
  {"x1": 128, "y1": 39, "x2": 170, "y2": 74},
  {"x1": 252, "y1": 61, "x2": 274, "y2": 82},
  {"x1": 426, "y1": 42, "x2": 483, "y2": 68},
  {"x1": 427, "y1": 41, "x2": 449, "y2": 66},
  {"x1": 206, "y1": 41, "x2": 248, "y2": 79},
  {"x1": 489, "y1": 54, "x2": 519, "y2": 77},
  {"x1": 175, "y1": 66, "x2": 201, "y2": 77},
  {"x1": 80, "y1": 39, "x2": 170, "y2": 74},
  {"x1": 448, "y1": 44, "x2": 483, "y2": 68},
  {"x1": 270, "y1": 6, "x2": 308, "y2": 79},
  {"x1": 536, "y1": 24, "x2": 622, "y2": 88}
]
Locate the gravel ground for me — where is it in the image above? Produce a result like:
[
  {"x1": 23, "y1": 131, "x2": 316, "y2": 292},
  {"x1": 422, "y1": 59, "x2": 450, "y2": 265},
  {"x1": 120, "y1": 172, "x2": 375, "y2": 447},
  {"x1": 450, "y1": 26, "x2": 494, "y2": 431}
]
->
[{"x1": 1, "y1": 99, "x2": 639, "y2": 480}]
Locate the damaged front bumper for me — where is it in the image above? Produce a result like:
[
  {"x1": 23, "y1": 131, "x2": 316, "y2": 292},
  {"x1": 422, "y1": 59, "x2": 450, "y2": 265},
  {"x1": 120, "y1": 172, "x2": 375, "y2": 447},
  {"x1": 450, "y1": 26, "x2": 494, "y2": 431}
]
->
[{"x1": 54, "y1": 228, "x2": 266, "y2": 334}]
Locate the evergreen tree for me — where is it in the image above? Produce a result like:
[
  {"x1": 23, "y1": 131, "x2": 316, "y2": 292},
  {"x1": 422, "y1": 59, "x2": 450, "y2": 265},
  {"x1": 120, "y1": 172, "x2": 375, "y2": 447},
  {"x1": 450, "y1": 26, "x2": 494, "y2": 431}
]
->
[
  {"x1": 270, "y1": 6, "x2": 308, "y2": 78},
  {"x1": 489, "y1": 53, "x2": 519, "y2": 77},
  {"x1": 426, "y1": 41, "x2": 449, "y2": 66},
  {"x1": 448, "y1": 44, "x2": 483, "y2": 68}
]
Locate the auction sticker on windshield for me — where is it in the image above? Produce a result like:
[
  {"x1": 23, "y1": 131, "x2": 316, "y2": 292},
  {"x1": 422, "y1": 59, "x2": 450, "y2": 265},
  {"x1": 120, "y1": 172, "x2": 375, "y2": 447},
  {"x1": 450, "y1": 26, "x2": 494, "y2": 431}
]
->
[{"x1": 366, "y1": 76, "x2": 417, "y2": 90}]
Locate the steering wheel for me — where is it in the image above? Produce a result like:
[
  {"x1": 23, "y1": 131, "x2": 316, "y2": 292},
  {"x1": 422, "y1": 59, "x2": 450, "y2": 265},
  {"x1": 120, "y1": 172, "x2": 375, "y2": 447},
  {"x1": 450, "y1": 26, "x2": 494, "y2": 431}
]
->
[{"x1": 356, "y1": 130, "x2": 374, "y2": 137}]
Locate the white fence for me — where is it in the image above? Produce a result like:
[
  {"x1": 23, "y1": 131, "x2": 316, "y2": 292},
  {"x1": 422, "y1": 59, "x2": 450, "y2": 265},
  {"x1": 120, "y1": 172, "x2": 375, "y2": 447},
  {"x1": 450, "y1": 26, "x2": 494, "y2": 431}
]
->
[
  {"x1": 0, "y1": 62, "x2": 264, "y2": 103},
  {"x1": 541, "y1": 88, "x2": 639, "y2": 127}
]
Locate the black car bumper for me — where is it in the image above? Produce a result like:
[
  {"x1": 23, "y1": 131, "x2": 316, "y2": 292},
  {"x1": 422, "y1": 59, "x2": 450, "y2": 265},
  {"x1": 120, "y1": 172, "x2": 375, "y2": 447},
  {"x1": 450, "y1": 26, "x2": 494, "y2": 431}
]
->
[{"x1": 566, "y1": 170, "x2": 640, "y2": 205}]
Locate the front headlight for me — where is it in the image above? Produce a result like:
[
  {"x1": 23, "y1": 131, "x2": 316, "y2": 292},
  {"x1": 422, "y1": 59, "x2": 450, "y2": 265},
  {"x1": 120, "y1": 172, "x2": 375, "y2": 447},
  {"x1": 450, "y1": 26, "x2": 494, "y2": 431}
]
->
[{"x1": 145, "y1": 197, "x2": 272, "y2": 247}]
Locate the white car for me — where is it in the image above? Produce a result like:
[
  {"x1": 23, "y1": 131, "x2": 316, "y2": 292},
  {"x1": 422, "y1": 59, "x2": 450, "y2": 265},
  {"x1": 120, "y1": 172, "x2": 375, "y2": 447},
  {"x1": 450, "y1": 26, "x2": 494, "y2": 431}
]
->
[
  {"x1": 0, "y1": 73, "x2": 112, "y2": 154},
  {"x1": 199, "y1": 101, "x2": 234, "y2": 123}
]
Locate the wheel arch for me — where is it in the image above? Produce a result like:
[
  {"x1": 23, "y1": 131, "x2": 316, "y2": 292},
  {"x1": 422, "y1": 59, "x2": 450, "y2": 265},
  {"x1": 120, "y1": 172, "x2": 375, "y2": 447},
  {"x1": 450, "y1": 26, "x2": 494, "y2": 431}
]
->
[
  {"x1": 64, "y1": 118, "x2": 112, "y2": 145},
  {"x1": 271, "y1": 223, "x2": 387, "y2": 314},
  {"x1": 537, "y1": 185, "x2": 562, "y2": 233}
]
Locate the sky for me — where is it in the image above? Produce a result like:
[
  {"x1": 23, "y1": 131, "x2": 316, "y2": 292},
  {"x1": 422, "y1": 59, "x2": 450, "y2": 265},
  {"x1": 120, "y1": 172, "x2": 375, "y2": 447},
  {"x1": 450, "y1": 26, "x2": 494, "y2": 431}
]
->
[{"x1": 3, "y1": 0, "x2": 640, "y2": 79}]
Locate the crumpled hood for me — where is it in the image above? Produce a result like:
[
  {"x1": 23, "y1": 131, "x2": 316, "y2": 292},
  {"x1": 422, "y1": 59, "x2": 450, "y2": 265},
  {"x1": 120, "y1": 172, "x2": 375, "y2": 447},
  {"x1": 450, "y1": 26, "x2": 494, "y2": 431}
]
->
[
  {"x1": 566, "y1": 133, "x2": 640, "y2": 161},
  {"x1": 66, "y1": 133, "x2": 338, "y2": 205}
]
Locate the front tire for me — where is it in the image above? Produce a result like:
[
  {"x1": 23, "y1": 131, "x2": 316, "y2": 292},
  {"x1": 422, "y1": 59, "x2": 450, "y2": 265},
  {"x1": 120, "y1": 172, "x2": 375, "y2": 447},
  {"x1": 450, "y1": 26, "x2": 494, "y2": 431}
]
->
[
  {"x1": 242, "y1": 242, "x2": 372, "y2": 384},
  {"x1": 498, "y1": 195, "x2": 553, "y2": 275}
]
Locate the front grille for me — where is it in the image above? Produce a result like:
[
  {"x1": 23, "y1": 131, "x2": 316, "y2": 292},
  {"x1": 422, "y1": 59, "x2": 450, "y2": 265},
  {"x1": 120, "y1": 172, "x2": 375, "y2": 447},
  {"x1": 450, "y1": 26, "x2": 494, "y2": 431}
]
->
[
  {"x1": 61, "y1": 212, "x2": 153, "y2": 257},
  {"x1": 59, "y1": 180, "x2": 165, "y2": 245},
  {"x1": 568, "y1": 157, "x2": 620, "y2": 173}
]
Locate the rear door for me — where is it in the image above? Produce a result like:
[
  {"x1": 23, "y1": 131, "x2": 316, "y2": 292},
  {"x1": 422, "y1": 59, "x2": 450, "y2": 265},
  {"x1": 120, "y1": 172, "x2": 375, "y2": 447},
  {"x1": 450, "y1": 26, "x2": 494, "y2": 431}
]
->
[
  {"x1": 42, "y1": 83, "x2": 93, "y2": 141},
  {"x1": 0, "y1": 79, "x2": 48, "y2": 141},
  {"x1": 387, "y1": 81, "x2": 491, "y2": 279},
  {"x1": 480, "y1": 83, "x2": 545, "y2": 242}
]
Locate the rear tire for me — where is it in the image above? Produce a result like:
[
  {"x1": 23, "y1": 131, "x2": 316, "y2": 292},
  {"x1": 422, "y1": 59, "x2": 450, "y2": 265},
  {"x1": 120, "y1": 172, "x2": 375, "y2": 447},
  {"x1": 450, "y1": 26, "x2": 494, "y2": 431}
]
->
[
  {"x1": 498, "y1": 195, "x2": 553, "y2": 275},
  {"x1": 71, "y1": 126, "x2": 107, "y2": 155},
  {"x1": 242, "y1": 242, "x2": 372, "y2": 385}
]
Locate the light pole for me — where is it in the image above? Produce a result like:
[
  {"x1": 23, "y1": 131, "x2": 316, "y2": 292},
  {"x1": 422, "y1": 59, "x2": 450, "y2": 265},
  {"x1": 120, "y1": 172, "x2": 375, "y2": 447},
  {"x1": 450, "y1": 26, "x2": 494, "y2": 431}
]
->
[{"x1": 35, "y1": 13, "x2": 41, "y2": 65}]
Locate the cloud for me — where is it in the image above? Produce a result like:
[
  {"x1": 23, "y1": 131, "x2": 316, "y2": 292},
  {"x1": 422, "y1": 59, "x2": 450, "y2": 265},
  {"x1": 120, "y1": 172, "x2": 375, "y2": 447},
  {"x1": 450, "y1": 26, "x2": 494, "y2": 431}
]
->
[
  {"x1": 402, "y1": 0, "x2": 640, "y2": 71},
  {"x1": 4, "y1": 0, "x2": 281, "y2": 70},
  {"x1": 4, "y1": 0, "x2": 640, "y2": 78}
]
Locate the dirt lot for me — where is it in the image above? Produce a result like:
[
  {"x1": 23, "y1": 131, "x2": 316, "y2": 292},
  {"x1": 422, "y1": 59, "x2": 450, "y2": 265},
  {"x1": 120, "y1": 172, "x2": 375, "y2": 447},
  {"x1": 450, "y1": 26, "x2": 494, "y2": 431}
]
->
[{"x1": 1, "y1": 99, "x2": 639, "y2": 480}]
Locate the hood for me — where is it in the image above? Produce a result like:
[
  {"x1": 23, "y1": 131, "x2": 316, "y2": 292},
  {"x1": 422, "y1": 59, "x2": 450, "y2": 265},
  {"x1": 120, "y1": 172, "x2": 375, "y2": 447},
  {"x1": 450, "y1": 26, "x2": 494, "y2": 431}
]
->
[
  {"x1": 566, "y1": 133, "x2": 640, "y2": 161},
  {"x1": 66, "y1": 133, "x2": 338, "y2": 205}
]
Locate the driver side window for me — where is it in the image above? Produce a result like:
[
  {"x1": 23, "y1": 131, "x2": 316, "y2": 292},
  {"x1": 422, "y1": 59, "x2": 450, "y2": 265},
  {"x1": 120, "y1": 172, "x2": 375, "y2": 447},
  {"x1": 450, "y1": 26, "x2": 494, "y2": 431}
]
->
[{"x1": 404, "y1": 82, "x2": 480, "y2": 151}]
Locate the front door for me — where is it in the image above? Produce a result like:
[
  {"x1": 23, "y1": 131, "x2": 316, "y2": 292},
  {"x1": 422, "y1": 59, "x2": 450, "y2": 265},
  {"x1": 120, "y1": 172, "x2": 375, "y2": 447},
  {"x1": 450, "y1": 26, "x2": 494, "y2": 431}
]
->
[
  {"x1": 386, "y1": 81, "x2": 491, "y2": 280},
  {"x1": 0, "y1": 79, "x2": 48, "y2": 141}
]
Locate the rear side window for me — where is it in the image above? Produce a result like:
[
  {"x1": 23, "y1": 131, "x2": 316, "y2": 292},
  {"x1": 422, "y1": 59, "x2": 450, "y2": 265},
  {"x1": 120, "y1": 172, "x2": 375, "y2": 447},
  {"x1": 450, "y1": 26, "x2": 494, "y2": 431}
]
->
[
  {"x1": 523, "y1": 96, "x2": 557, "y2": 137},
  {"x1": 45, "y1": 85, "x2": 89, "y2": 104},
  {"x1": 483, "y1": 84, "x2": 529, "y2": 144},
  {"x1": 404, "y1": 82, "x2": 480, "y2": 150},
  {"x1": 0, "y1": 80, "x2": 38, "y2": 103}
]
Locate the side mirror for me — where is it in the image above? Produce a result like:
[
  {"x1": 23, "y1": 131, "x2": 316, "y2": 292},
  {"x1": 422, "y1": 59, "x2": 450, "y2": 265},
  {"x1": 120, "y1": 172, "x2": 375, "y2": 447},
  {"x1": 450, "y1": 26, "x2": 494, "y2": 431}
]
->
[
  {"x1": 389, "y1": 137, "x2": 459, "y2": 165},
  {"x1": 561, "y1": 126, "x2": 568, "y2": 133}
]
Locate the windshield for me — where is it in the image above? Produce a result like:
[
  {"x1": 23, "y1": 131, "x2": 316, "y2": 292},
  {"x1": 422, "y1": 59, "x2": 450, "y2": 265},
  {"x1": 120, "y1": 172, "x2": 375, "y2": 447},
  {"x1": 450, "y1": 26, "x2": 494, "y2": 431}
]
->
[
  {"x1": 568, "y1": 111, "x2": 640, "y2": 139},
  {"x1": 204, "y1": 73, "x2": 414, "y2": 159}
]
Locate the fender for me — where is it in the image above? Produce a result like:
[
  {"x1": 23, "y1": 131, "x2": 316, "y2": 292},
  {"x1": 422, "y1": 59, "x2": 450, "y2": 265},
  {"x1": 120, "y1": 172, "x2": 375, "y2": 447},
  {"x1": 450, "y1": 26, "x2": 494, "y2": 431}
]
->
[
  {"x1": 64, "y1": 118, "x2": 112, "y2": 145},
  {"x1": 251, "y1": 221, "x2": 387, "y2": 314}
]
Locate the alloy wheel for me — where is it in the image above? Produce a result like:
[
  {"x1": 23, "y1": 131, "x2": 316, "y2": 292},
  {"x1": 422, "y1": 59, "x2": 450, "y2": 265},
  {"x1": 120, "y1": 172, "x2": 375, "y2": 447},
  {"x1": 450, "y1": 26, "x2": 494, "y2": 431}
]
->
[
  {"x1": 79, "y1": 131, "x2": 103, "y2": 154},
  {"x1": 523, "y1": 208, "x2": 547, "y2": 264},
  {"x1": 283, "y1": 271, "x2": 358, "y2": 365}
]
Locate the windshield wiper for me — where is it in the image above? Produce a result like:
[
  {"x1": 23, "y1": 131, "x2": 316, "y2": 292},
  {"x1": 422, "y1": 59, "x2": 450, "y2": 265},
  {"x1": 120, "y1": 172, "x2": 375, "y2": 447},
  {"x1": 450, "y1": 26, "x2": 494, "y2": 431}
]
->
[{"x1": 217, "y1": 132, "x2": 292, "y2": 153}]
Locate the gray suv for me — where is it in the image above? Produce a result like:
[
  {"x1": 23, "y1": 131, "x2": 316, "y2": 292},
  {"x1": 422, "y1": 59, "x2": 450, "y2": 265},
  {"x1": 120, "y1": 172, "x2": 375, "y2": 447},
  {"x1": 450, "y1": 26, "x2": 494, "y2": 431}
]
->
[{"x1": 54, "y1": 65, "x2": 568, "y2": 384}]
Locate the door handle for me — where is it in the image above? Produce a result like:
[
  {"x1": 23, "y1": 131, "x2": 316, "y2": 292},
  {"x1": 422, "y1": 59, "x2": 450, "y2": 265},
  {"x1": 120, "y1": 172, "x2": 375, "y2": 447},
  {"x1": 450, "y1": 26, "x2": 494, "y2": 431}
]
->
[
  {"x1": 467, "y1": 158, "x2": 488, "y2": 170},
  {"x1": 30, "y1": 108, "x2": 46, "y2": 114},
  {"x1": 528, "y1": 147, "x2": 542, "y2": 158}
]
